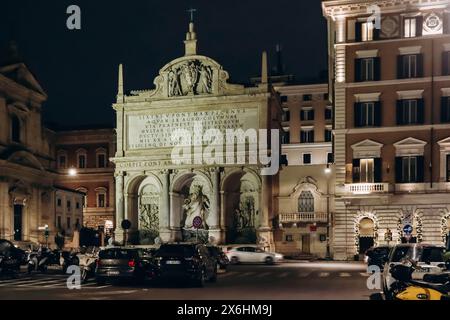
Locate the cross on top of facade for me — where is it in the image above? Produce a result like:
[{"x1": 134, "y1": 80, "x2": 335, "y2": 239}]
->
[{"x1": 187, "y1": 8, "x2": 197, "y2": 22}]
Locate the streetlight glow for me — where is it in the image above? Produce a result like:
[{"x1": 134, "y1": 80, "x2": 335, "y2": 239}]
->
[{"x1": 68, "y1": 168, "x2": 77, "y2": 176}]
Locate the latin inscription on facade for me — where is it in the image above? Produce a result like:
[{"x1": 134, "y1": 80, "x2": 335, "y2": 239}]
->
[{"x1": 127, "y1": 108, "x2": 258, "y2": 150}]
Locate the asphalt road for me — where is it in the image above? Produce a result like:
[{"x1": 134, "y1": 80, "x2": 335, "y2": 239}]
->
[{"x1": 0, "y1": 261, "x2": 373, "y2": 300}]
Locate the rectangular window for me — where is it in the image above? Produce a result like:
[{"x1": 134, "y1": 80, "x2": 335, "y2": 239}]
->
[
  {"x1": 303, "y1": 94, "x2": 312, "y2": 101},
  {"x1": 441, "y1": 97, "x2": 450, "y2": 123},
  {"x1": 361, "y1": 58, "x2": 374, "y2": 81},
  {"x1": 282, "y1": 110, "x2": 290, "y2": 122},
  {"x1": 325, "y1": 129, "x2": 332, "y2": 142},
  {"x1": 281, "y1": 154, "x2": 288, "y2": 166},
  {"x1": 402, "y1": 156, "x2": 417, "y2": 183},
  {"x1": 327, "y1": 153, "x2": 334, "y2": 164},
  {"x1": 57, "y1": 216, "x2": 62, "y2": 229},
  {"x1": 325, "y1": 107, "x2": 332, "y2": 120},
  {"x1": 300, "y1": 130, "x2": 314, "y2": 143},
  {"x1": 98, "y1": 154, "x2": 106, "y2": 168},
  {"x1": 281, "y1": 131, "x2": 290, "y2": 144},
  {"x1": 75, "y1": 218, "x2": 80, "y2": 228},
  {"x1": 303, "y1": 153, "x2": 312, "y2": 165},
  {"x1": 78, "y1": 155, "x2": 86, "y2": 169},
  {"x1": 67, "y1": 217, "x2": 71, "y2": 230},
  {"x1": 443, "y1": 51, "x2": 450, "y2": 76},
  {"x1": 285, "y1": 235, "x2": 294, "y2": 242},
  {"x1": 57, "y1": 199, "x2": 62, "y2": 207},
  {"x1": 323, "y1": 93, "x2": 329, "y2": 101},
  {"x1": 397, "y1": 99, "x2": 423, "y2": 125},
  {"x1": 398, "y1": 54, "x2": 423, "y2": 79},
  {"x1": 447, "y1": 154, "x2": 450, "y2": 182},
  {"x1": 58, "y1": 156, "x2": 66, "y2": 169},
  {"x1": 280, "y1": 95, "x2": 288, "y2": 103},
  {"x1": 76, "y1": 202, "x2": 80, "y2": 209},
  {"x1": 404, "y1": 17, "x2": 418, "y2": 38},
  {"x1": 67, "y1": 200, "x2": 71, "y2": 211},
  {"x1": 301, "y1": 109, "x2": 314, "y2": 121},
  {"x1": 98, "y1": 194, "x2": 106, "y2": 208},
  {"x1": 361, "y1": 22, "x2": 374, "y2": 41},
  {"x1": 360, "y1": 158, "x2": 374, "y2": 183},
  {"x1": 355, "y1": 102, "x2": 375, "y2": 127}
]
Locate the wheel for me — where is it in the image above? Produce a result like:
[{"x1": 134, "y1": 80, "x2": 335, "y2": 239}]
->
[
  {"x1": 264, "y1": 256, "x2": 274, "y2": 265},
  {"x1": 208, "y1": 266, "x2": 218, "y2": 283},
  {"x1": 80, "y1": 268, "x2": 88, "y2": 283},
  {"x1": 27, "y1": 264, "x2": 34, "y2": 274},
  {"x1": 195, "y1": 270, "x2": 206, "y2": 287},
  {"x1": 230, "y1": 257, "x2": 239, "y2": 265}
]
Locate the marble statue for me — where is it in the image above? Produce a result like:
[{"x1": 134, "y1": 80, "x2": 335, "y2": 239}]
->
[{"x1": 183, "y1": 185, "x2": 209, "y2": 229}]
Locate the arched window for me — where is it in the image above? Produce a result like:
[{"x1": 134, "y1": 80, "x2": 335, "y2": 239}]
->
[
  {"x1": 76, "y1": 187, "x2": 88, "y2": 208},
  {"x1": 11, "y1": 114, "x2": 21, "y2": 143},
  {"x1": 96, "y1": 148, "x2": 107, "y2": 168},
  {"x1": 298, "y1": 191, "x2": 314, "y2": 213},
  {"x1": 95, "y1": 187, "x2": 107, "y2": 208},
  {"x1": 76, "y1": 148, "x2": 87, "y2": 169}
]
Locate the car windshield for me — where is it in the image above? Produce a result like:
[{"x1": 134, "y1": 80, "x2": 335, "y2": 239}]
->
[
  {"x1": 156, "y1": 245, "x2": 196, "y2": 258},
  {"x1": 99, "y1": 249, "x2": 138, "y2": 260},
  {"x1": 391, "y1": 246, "x2": 411, "y2": 262},
  {"x1": 417, "y1": 247, "x2": 444, "y2": 263}
]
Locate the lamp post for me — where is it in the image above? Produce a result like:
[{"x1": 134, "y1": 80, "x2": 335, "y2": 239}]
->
[{"x1": 324, "y1": 163, "x2": 332, "y2": 260}]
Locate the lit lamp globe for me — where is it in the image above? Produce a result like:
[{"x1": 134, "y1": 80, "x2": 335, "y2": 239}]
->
[{"x1": 68, "y1": 168, "x2": 77, "y2": 177}]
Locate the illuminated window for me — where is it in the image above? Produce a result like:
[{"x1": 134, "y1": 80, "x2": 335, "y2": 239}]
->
[
  {"x1": 361, "y1": 22, "x2": 374, "y2": 42},
  {"x1": 298, "y1": 191, "x2": 314, "y2": 213},
  {"x1": 404, "y1": 17, "x2": 419, "y2": 38}
]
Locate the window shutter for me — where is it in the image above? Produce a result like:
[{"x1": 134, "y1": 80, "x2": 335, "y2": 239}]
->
[
  {"x1": 355, "y1": 58, "x2": 362, "y2": 82},
  {"x1": 417, "y1": 54, "x2": 424, "y2": 77},
  {"x1": 395, "y1": 157, "x2": 403, "y2": 183},
  {"x1": 416, "y1": 16, "x2": 423, "y2": 37},
  {"x1": 374, "y1": 101, "x2": 382, "y2": 126},
  {"x1": 300, "y1": 110, "x2": 305, "y2": 121},
  {"x1": 417, "y1": 98, "x2": 425, "y2": 124},
  {"x1": 397, "y1": 55, "x2": 404, "y2": 79},
  {"x1": 442, "y1": 52, "x2": 449, "y2": 76},
  {"x1": 396, "y1": 100, "x2": 403, "y2": 125},
  {"x1": 352, "y1": 159, "x2": 361, "y2": 182},
  {"x1": 417, "y1": 156, "x2": 425, "y2": 182},
  {"x1": 355, "y1": 22, "x2": 362, "y2": 42},
  {"x1": 442, "y1": 97, "x2": 449, "y2": 123},
  {"x1": 310, "y1": 130, "x2": 315, "y2": 143},
  {"x1": 373, "y1": 26, "x2": 380, "y2": 40},
  {"x1": 354, "y1": 103, "x2": 362, "y2": 127},
  {"x1": 374, "y1": 158, "x2": 382, "y2": 183},
  {"x1": 373, "y1": 57, "x2": 381, "y2": 81},
  {"x1": 311, "y1": 110, "x2": 315, "y2": 120}
]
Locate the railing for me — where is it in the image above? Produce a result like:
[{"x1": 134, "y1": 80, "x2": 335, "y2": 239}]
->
[
  {"x1": 345, "y1": 183, "x2": 391, "y2": 194},
  {"x1": 279, "y1": 212, "x2": 328, "y2": 223}
]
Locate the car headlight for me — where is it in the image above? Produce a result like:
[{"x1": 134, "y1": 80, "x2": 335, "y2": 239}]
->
[{"x1": 275, "y1": 254, "x2": 283, "y2": 259}]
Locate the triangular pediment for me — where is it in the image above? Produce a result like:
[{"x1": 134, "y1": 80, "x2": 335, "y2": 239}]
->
[
  {"x1": 394, "y1": 137, "x2": 427, "y2": 148},
  {"x1": 0, "y1": 63, "x2": 47, "y2": 97},
  {"x1": 351, "y1": 139, "x2": 383, "y2": 150},
  {"x1": 438, "y1": 137, "x2": 450, "y2": 146}
]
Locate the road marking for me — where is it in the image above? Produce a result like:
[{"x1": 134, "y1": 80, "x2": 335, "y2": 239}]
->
[
  {"x1": 298, "y1": 272, "x2": 311, "y2": 278},
  {"x1": 219, "y1": 272, "x2": 236, "y2": 278},
  {"x1": 339, "y1": 272, "x2": 351, "y2": 277},
  {"x1": 277, "y1": 272, "x2": 290, "y2": 278},
  {"x1": 318, "y1": 272, "x2": 330, "y2": 278},
  {"x1": 236, "y1": 272, "x2": 254, "y2": 278},
  {"x1": 256, "y1": 272, "x2": 271, "y2": 278}
]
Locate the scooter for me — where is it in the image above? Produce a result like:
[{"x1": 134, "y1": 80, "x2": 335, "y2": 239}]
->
[
  {"x1": 77, "y1": 247, "x2": 99, "y2": 283},
  {"x1": 372, "y1": 260, "x2": 450, "y2": 300},
  {"x1": 27, "y1": 247, "x2": 62, "y2": 274}
]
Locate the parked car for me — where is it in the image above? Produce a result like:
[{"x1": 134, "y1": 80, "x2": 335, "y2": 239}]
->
[
  {"x1": 153, "y1": 243, "x2": 217, "y2": 287},
  {"x1": 225, "y1": 245, "x2": 283, "y2": 265},
  {"x1": 365, "y1": 245, "x2": 391, "y2": 270},
  {"x1": 95, "y1": 247, "x2": 157, "y2": 285},
  {"x1": 382, "y1": 243, "x2": 447, "y2": 297},
  {"x1": 0, "y1": 239, "x2": 27, "y2": 275},
  {"x1": 207, "y1": 245, "x2": 229, "y2": 271}
]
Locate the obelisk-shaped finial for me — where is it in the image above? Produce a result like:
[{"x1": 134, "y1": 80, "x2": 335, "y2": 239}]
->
[{"x1": 117, "y1": 64, "x2": 124, "y2": 102}]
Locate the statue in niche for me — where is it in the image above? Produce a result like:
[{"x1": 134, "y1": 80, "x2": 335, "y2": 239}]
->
[
  {"x1": 168, "y1": 68, "x2": 182, "y2": 97},
  {"x1": 197, "y1": 64, "x2": 213, "y2": 94},
  {"x1": 234, "y1": 196, "x2": 256, "y2": 230},
  {"x1": 183, "y1": 185, "x2": 210, "y2": 230},
  {"x1": 139, "y1": 185, "x2": 160, "y2": 232}
]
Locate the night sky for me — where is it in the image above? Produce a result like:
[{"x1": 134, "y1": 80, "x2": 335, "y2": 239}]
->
[{"x1": 0, "y1": 0, "x2": 327, "y2": 128}]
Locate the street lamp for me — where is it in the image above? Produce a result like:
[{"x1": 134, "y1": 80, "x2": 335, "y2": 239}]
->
[
  {"x1": 324, "y1": 163, "x2": 332, "y2": 260},
  {"x1": 68, "y1": 167, "x2": 78, "y2": 177}
]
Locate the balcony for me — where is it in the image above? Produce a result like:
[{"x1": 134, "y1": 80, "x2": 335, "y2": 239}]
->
[
  {"x1": 345, "y1": 183, "x2": 392, "y2": 195},
  {"x1": 279, "y1": 212, "x2": 328, "y2": 223}
]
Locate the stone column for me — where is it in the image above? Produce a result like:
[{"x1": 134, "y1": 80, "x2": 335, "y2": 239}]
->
[
  {"x1": 114, "y1": 173, "x2": 125, "y2": 243},
  {"x1": 258, "y1": 172, "x2": 273, "y2": 250},
  {"x1": 208, "y1": 168, "x2": 223, "y2": 244},
  {"x1": 159, "y1": 170, "x2": 171, "y2": 242},
  {"x1": 169, "y1": 192, "x2": 182, "y2": 241},
  {"x1": 0, "y1": 181, "x2": 9, "y2": 239}
]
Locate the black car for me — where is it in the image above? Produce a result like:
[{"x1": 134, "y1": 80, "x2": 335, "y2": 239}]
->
[
  {"x1": 207, "y1": 245, "x2": 229, "y2": 271},
  {"x1": 154, "y1": 243, "x2": 217, "y2": 287},
  {"x1": 0, "y1": 239, "x2": 27, "y2": 275},
  {"x1": 365, "y1": 245, "x2": 391, "y2": 270},
  {"x1": 95, "y1": 248, "x2": 157, "y2": 285}
]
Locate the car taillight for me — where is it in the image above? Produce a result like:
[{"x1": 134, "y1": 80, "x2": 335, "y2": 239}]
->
[{"x1": 128, "y1": 260, "x2": 135, "y2": 268}]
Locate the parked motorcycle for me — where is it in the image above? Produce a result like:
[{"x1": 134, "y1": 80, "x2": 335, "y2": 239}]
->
[
  {"x1": 77, "y1": 247, "x2": 99, "y2": 283},
  {"x1": 61, "y1": 250, "x2": 80, "y2": 273},
  {"x1": 27, "y1": 246, "x2": 62, "y2": 274},
  {"x1": 371, "y1": 260, "x2": 450, "y2": 300}
]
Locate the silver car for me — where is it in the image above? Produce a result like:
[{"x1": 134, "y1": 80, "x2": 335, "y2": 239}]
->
[{"x1": 225, "y1": 245, "x2": 283, "y2": 265}]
